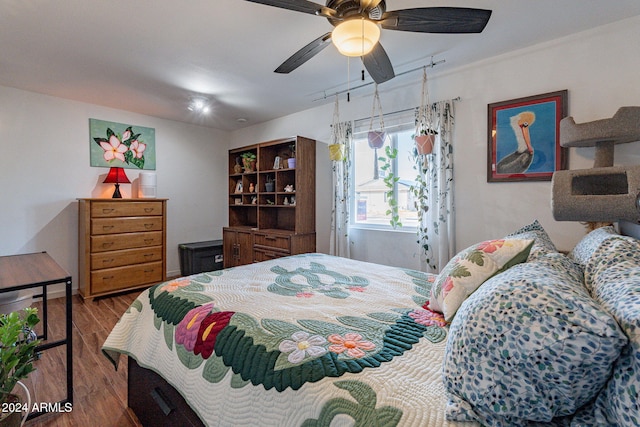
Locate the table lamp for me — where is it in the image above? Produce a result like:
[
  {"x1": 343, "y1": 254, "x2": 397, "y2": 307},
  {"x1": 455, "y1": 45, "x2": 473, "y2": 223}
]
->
[{"x1": 103, "y1": 167, "x2": 130, "y2": 198}]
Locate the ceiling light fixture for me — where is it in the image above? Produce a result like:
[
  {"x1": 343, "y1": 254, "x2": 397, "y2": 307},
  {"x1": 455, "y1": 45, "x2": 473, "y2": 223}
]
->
[
  {"x1": 188, "y1": 97, "x2": 211, "y2": 114},
  {"x1": 331, "y1": 18, "x2": 380, "y2": 57}
]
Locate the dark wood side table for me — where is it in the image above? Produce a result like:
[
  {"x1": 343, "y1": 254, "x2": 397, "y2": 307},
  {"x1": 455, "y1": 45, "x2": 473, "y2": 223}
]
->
[{"x1": 0, "y1": 251, "x2": 73, "y2": 419}]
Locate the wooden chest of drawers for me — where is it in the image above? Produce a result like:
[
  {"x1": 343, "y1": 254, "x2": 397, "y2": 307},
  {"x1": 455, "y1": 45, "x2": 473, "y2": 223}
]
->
[{"x1": 78, "y1": 199, "x2": 167, "y2": 299}]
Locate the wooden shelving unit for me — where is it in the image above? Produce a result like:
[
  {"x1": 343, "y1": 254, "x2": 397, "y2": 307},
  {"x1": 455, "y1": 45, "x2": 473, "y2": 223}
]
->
[{"x1": 224, "y1": 136, "x2": 316, "y2": 267}]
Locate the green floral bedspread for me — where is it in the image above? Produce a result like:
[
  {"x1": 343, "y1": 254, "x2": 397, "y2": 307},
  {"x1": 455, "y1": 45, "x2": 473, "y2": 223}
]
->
[{"x1": 103, "y1": 253, "x2": 466, "y2": 426}]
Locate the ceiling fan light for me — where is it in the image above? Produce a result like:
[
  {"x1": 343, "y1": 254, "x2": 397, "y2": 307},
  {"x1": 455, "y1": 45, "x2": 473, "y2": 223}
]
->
[{"x1": 332, "y1": 18, "x2": 380, "y2": 57}]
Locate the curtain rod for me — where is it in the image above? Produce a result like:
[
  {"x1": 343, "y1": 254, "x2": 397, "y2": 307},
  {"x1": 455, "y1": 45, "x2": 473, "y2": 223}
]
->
[
  {"x1": 382, "y1": 96, "x2": 462, "y2": 117},
  {"x1": 313, "y1": 57, "x2": 445, "y2": 103},
  {"x1": 351, "y1": 97, "x2": 461, "y2": 129}
]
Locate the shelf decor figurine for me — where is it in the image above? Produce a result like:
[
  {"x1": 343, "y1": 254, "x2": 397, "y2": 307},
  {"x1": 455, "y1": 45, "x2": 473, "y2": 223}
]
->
[
  {"x1": 273, "y1": 156, "x2": 282, "y2": 170},
  {"x1": 284, "y1": 184, "x2": 294, "y2": 193},
  {"x1": 265, "y1": 175, "x2": 275, "y2": 192},
  {"x1": 234, "y1": 156, "x2": 243, "y2": 174},
  {"x1": 241, "y1": 152, "x2": 257, "y2": 172},
  {"x1": 287, "y1": 144, "x2": 296, "y2": 168}
]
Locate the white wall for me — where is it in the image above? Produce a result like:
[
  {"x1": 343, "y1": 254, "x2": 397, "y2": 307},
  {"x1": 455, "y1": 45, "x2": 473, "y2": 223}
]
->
[
  {"x1": 232, "y1": 15, "x2": 640, "y2": 270},
  {"x1": 0, "y1": 86, "x2": 229, "y2": 296}
]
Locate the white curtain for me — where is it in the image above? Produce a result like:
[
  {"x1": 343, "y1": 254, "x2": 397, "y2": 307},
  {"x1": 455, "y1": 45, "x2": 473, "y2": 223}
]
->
[
  {"x1": 415, "y1": 100, "x2": 455, "y2": 272},
  {"x1": 329, "y1": 120, "x2": 352, "y2": 258}
]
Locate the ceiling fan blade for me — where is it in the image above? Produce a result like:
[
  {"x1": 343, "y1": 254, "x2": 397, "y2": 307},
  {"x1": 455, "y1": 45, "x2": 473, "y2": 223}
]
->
[
  {"x1": 362, "y1": 43, "x2": 395, "y2": 84},
  {"x1": 244, "y1": 0, "x2": 337, "y2": 18},
  {"x1": 381, "y1": 7, "x2": 492, "y2": 33},
  {"x1": 275, "y1": 32, "x2": 333, "y2": 74}
]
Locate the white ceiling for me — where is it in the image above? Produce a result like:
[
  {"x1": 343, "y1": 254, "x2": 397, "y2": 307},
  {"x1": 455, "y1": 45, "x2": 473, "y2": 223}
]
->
[{"x1": 2, "y1": 0, "x2": 640, "y2": 131}]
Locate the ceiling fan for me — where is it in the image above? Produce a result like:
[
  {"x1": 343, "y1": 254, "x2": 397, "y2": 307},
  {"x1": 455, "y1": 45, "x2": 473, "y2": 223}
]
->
[{"x1": 244, "y1": 0, "x2": 492, "y2": 84}]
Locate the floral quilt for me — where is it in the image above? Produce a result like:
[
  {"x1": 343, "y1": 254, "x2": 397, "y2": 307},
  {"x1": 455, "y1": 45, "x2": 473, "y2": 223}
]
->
[{"x1": 103, "y1": 253, "x2": 475, "y2": 426}]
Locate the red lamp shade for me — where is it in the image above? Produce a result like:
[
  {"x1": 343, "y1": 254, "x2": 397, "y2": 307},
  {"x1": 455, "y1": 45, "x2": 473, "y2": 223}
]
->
[
  {"x1": 103, "y1": 167, "x2": 130, "y2": 198},
  {"x1": 103, "y1": 167, "x2": 131, "y2": 184}
]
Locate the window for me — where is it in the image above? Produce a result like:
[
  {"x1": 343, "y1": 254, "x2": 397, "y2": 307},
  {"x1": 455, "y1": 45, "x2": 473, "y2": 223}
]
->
[{"x1": 351, "y1": 109, "x2": 418, "y2": 229}]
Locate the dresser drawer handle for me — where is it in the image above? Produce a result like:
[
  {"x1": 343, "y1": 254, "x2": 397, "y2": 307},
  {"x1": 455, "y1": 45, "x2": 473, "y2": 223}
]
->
[
  {"x1": 102, "y1": 225, "x2": 114, "y2": 231},
  {"x1": 102, "y1": 242, "x2": 114, "y2": 248},
  {"x1": 144, "y1": 208, "x2": 155, "y2": 213},
  {"x1": 102, "y1": 275, "x2": 114, "y2": 280},
  {"x1": 102, "y1": 208, "x2": 115, "y2": 214},
  {"x1": 144, "y1": 239, "x2": 154, "y2": 244},
  {"x1": 102, "y1": 258, "x2": 115, "y2": 264},
  {"x1": 144, "y1": 269, "x2": 155, "y2": 273},
  {"x1": 144, "y1": 223, "x2": 154, "y2": 229},
  {"x1": 143, "y1": 253, "x2": 154, "y2": 258}
]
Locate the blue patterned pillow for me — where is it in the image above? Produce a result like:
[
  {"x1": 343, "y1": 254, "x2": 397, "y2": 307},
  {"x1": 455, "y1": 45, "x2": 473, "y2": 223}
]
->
[
  {"x1": 567, "y1": 225, "x2": 618, "y2": 267},
  {"x1": 506, "y1": 220, "x2": 558, "y2": 260},
  {"x1": 579, "y1": 237, "x2": 640, "y2": 426},
  {"x1": 582, "y1": 231, "x2": 639, "y2": 293},
  {"x1": 443, "y1": 253, "x2": 627, "y2": 426}
]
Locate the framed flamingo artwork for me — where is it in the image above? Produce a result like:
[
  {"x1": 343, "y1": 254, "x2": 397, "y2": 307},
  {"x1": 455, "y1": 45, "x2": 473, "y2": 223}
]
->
[
  {"x1": 487, "y1": 90, "x2": 567, "y2": 182},
  {"x1": 89, "y1": 118, "x2": 156, "y2": 170}
]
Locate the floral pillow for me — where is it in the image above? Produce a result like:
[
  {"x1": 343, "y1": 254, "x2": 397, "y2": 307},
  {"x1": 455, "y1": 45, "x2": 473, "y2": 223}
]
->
[{"x1": 429, "y1": 238, "x2": 533, "y2": 321}]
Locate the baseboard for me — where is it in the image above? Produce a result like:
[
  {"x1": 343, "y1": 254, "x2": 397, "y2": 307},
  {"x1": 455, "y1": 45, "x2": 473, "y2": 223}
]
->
[
  {"x1": 167, "y1": 269, "x2": 181, "y2": 279},
  {"x1": 29, "y1": 288, "x2": 78, "y2": 302}
]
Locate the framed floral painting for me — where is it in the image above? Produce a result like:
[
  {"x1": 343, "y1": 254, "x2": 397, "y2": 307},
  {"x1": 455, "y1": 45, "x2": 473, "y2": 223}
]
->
[
  {"x1": 89, "y1": 119, "x2": 156, "y2": 170},
  {"x1": 487, "y1": 90, "x2": 567, "y2": 182}
]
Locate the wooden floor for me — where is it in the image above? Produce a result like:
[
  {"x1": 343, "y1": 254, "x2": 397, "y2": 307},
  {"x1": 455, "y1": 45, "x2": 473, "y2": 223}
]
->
[{"x1": 19, "y1": 292, "x2": 143, "y2": 427}]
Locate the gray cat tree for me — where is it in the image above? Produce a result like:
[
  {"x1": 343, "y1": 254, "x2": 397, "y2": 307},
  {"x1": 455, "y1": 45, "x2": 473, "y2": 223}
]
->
[{"x1": 551, "y1": 106, "x2": 640, "y2": 222}]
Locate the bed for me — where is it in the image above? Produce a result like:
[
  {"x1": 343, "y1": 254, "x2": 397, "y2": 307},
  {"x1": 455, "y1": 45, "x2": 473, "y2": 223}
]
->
[{"x1": 102, "y1": 220, "x2": 640, "y2": 426}]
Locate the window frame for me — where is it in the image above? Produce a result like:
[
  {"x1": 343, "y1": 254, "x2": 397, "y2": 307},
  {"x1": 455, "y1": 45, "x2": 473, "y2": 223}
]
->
[{"x1": 349, "y1": 109, "x2": 418, "y2": 232}]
